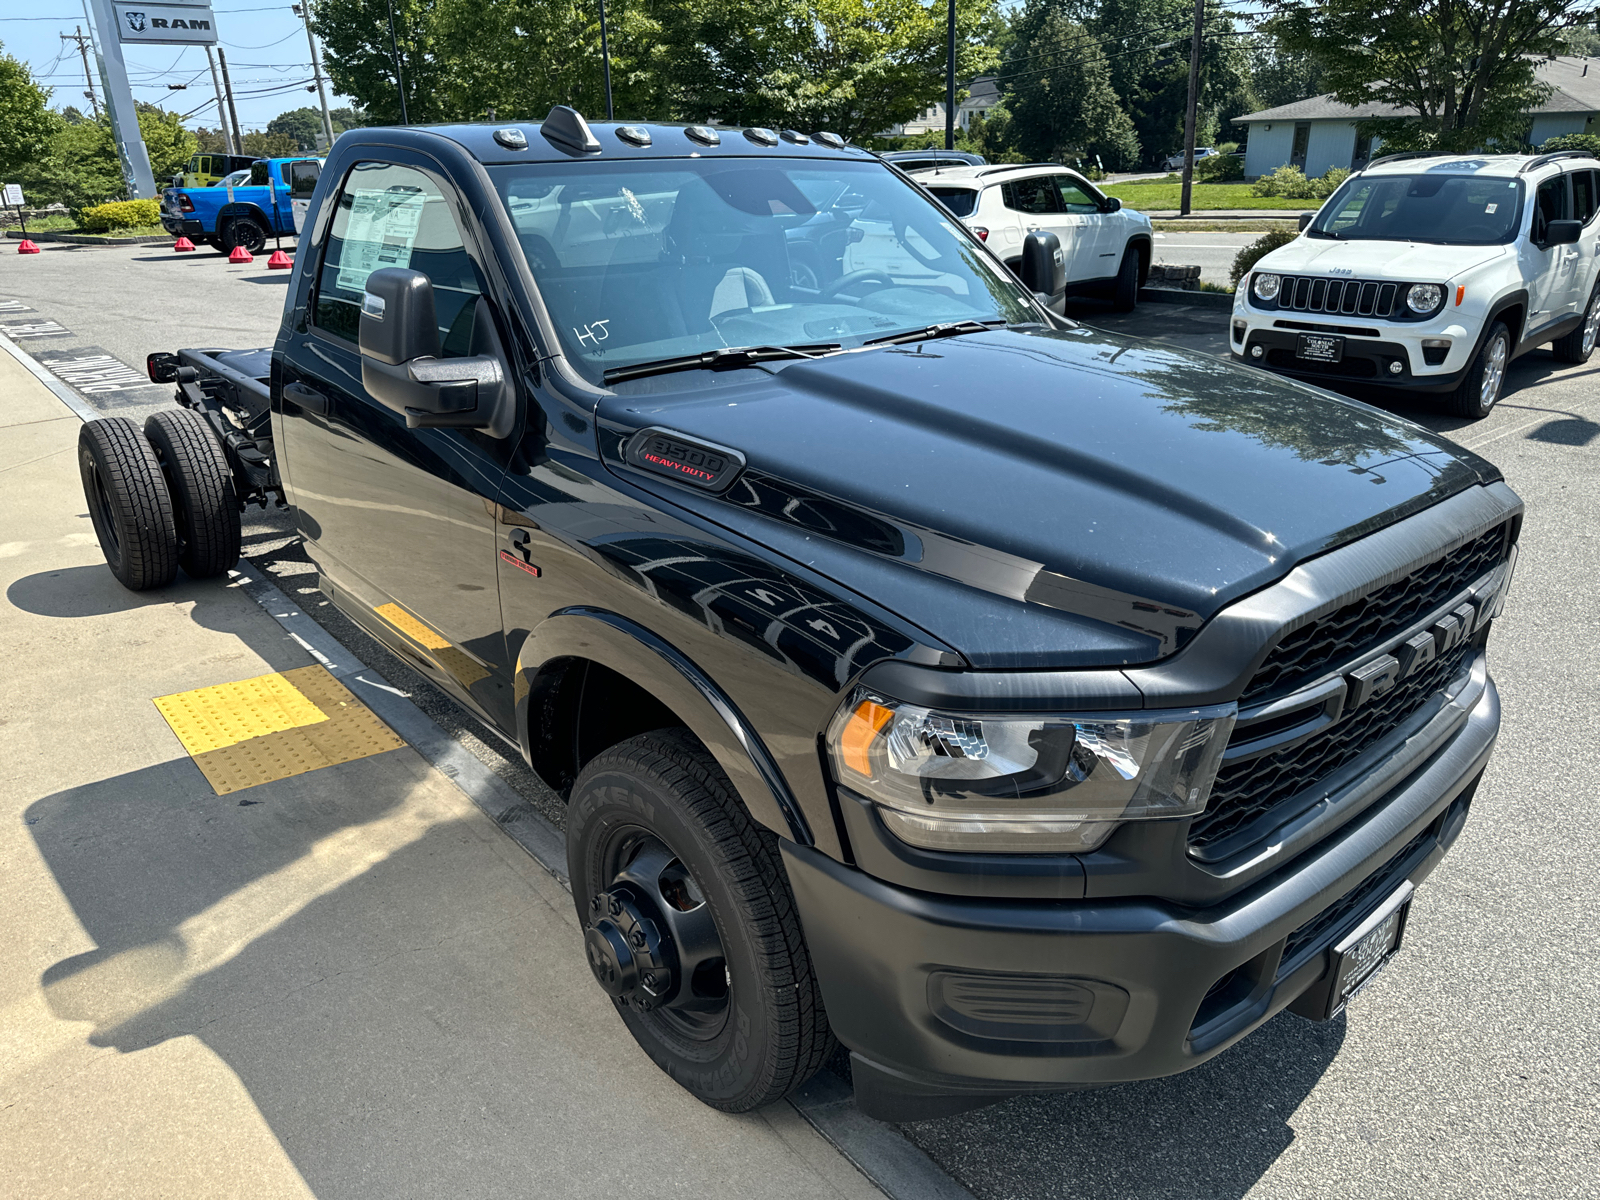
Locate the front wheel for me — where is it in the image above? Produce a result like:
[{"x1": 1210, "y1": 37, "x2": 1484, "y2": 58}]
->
[
  {"x1": 566, "y1": 729, "x2": 834, "y2": 1112},
  {"x1": 1444, "y1": 321, "x2": 1511, "y2": 420},
  {"x1": 1111, "y1": 246, "x2": 1141, "y2": 312},
  {"x1": 1551, "y1": 284, "x2": 1599, "y2": 364}
]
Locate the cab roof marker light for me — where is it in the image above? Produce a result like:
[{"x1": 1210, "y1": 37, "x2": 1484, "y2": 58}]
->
[
  {"x1": 743, "y1": 127, "x2": 780, "y2": 146},
  {"x1": 685, "y1": 125, "x2": 721, "y2": 147},
  {"x1": 780, "y1": 130, "x2": 810, "y2": 145},
  {"x1": 616, "y1": 125, "x2": 652, "y2": 147},
  {"x1": 814, "y1": 131, "x2": 846, "y2": 149},
  {"x1": 492, "y1": 127, "x2": 528, "y2": 151}
]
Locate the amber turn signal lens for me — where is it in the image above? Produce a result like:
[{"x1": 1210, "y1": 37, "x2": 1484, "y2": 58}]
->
[
  {"x1": 840, "y1": 699, "x2": 894, "y2": 777},
  {"x1": 1455, "y1": 285, "x2": 1466, "y2": 306}
]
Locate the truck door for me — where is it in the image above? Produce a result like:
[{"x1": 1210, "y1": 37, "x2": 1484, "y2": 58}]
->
[{"x1": 276, "y1": 155, "x2": 517, "y2": 729}]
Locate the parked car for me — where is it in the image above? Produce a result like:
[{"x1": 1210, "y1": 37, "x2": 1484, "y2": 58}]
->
[
  {"x1": 159, "y1": 156, "x2": 323, "y2": 253},
  {"x1": 1163, "y1": 146, "x2": 1216, "y2": 171},
  {"x1": 880, "y1": 149, "x2": 987, "y2": 173},
  {"x1": 179, "y1": 151, "x2": 257, "y2": 188},
  {"x1": 91, "y1": 108, "x2": 1520, "y2": 1124},
  {"x1": 219, "y1": 168, "x2": 251, "y2": 190},
  {"x1": 1232, "y1": 149, "x2": 1600, "y2": 417},
  {"x1": 916, "y1": 163, "x2": 1153, "y2": 310}
]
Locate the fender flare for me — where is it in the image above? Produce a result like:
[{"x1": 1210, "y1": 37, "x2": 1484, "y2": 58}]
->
[
  {"x1": 513, "y1": 607, "x2": 813, "y2": 846},
  {"x1": 1486, "y1": 289, "x2": 1530, "y2": 348},
  {"x1": 217, "y1": 202, "x2": 272, "y2": 232}
]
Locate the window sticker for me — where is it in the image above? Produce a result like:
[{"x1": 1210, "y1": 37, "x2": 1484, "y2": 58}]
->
[
  {"x1": 336, "y1": 186, "x2": 426, "y2": 292},
  {"x1": 1485, "y1": 203, "x2": 1497, "y2": 214}
]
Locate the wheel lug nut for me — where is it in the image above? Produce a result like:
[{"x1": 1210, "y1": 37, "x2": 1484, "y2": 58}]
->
[
  {"x1": 630, "y1": 930, "x2": 647, "y2": 949},
  {"x1": 608, "y1": 897, "x2": 623, "y2": 916}
]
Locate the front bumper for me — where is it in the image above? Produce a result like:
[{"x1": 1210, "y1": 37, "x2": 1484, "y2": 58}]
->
[
  {"x1": 1231, "y1": 326, "x2": 1470, "y2": 393},
  {"x1": 784, "y1": 678, "x2": 1498, "y2": 1119}
]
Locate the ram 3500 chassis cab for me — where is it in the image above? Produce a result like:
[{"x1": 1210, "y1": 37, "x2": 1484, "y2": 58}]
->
[{"x1": 85, "y1": 108, "x2": 1521, "y2": 1121}]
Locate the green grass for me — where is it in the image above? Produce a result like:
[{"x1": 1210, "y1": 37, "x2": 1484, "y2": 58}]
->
[
  {"x1": 1151, "y1": 219, "x2": 1298, "y2": 233},
  {"x1": 1103, "y1": 182, "x2": 1313, "y2": 211},
  {"x1": 4, "y1": 214, "x2": 78, "y2": 232}
]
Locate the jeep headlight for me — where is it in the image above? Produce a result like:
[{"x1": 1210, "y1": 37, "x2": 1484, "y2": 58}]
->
[
  {"x1": 826, "y1": 690, "x2": 1236, "y2": 853},
  {"x1": 1252, "y1": 272, "x2": 1281, "y2": 301},
  {"x1": 1406, "y1": 283, "x2": 1444, "y2": 315}
]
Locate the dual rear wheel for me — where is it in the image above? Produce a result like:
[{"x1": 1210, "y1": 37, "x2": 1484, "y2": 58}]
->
[{"x1": 79, "y1": 410, "x2": 241, "y2": 591}]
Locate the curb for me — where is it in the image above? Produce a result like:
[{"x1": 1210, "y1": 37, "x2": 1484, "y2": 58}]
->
[
  {"x1": 1139, "y1": 286, "x2": 1235, "y2": 310},
  {"x1": 5, "y1": 230, "x2": 172, "y2": 245}
]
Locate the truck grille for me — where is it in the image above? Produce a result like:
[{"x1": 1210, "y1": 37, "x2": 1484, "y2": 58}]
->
[
  {"x1": 1188, "y1": 522, "x2": 1511, "y2": 857},
  {"x1": 1275, "y1": 276, "x2": 1397, "y2": 318},
  {"x1": 1240, "y1": 524, "x2": 1509, "y2": 708}
]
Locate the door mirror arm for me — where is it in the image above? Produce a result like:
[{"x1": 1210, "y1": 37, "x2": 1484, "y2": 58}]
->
[{"x1": 363, "y1": 354, "x2": 507, "y2": 429}]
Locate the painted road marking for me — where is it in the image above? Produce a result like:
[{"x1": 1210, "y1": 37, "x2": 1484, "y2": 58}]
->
[
  {"x1": 0, "y1": 299, "x2": 35, "y2": 313},
  {"x1": 0, "y1": 319, "x2": 70, "y2": 339},
  {"x1": 154, "y1": 665, "x2": 405, "y2": 794},
  {"x1": 30, "y1": 346, "x2": 163, "y2": 396}
]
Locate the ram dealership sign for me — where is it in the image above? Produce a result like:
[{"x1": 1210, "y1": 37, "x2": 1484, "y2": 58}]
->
[{"x1": 112, "y1": 1, "x2": 218, "y2": 44}]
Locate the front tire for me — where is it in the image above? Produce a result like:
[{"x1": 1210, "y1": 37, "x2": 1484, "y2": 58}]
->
[
  {"x1": 1111, "y1": 246, "x2": 1141, "y2": 312},
  {"x1": 1551, "y1": 284, "x2": 1599, "y2": 364},
  {"x1": 78, "y1": 418, "x2": 179, "y2": 591},
  {"x1": 566, "y1": 729, "x2": 834, "y2": 1112},
  {"x1": 144, "y1": 409, "x2": 241, "y2": 578},
  {"x1": 1445, "y1": 321, "x2": 1511, "y2": 420}
]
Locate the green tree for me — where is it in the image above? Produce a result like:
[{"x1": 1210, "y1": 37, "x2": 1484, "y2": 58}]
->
[
  {"x1": 1248, "y1": 45, "x2": 1324, "y2": 111},
  {"x1": 267, "y1": 104, "x2": 373, "y2": 150},
  {"x1": 135, "y1": 102, "x2": 198, "y2": 180},
  {"x1": 312, "y1": 0, "x2": 457, "y2": 124},
  {"x1": 241, "y1": 130, "x2": 300, "y2": 158},
  {"x1": 0, "y1": 42, "x2": 57, "y2": 180},
  {"x1": 1260, "y1": 0, "x2": 1585, "y2": 152},
  {"x1": 16, "y1": 119, "x2": 123, "y2": 209},
  {"x1": 1004, "y1": 1, "x2": 1140, "y2": 168}
]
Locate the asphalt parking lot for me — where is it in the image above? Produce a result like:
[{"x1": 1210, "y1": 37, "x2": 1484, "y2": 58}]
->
[{"x1": 4, "y1": 242, "x2": 1598, "y2": 1199}]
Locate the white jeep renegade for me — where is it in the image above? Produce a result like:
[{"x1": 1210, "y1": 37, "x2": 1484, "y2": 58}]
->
[{"x1": 1231, "y1": 150, "x2": 1600, "y2": 418}]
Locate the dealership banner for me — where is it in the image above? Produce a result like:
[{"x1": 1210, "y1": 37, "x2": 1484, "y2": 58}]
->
[{"x1": 112, "y1": 2, "x2": 218, "y2": 44}]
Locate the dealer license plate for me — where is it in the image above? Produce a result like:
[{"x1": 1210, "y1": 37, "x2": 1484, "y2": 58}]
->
[
  {"x1": 1329, "y1": 880, "x2": 1413, "y2": 1012},
  {"x1": 1296, "y1": 333, "x2": 1344, "y2": 362}
]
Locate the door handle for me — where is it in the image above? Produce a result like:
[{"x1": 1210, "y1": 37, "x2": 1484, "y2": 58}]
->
[
  {"x1": 508, "y1": 528, "x2": 532, "y2": 560},
  {"x1": 283, "y1": 381, "x2": 330, "y2": 415}
]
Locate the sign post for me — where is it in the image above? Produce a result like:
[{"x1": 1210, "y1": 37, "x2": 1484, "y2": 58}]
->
[{"x1": 3, "y1": 184, "x2": 26, "y2": 237}]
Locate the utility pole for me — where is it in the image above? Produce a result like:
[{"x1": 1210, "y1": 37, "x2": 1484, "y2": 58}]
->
[
  {"x1": 385, "y1": 0, "x2": 409, "y2": 124},
  {"x1": 1179, "y1": 0, "x2": 1203, "y2": 216},
  {"x1": 217, "y1": 48, "x2": 245, "y2": 154},
  {"x1": 61, "y1": 28, "x2": 100, "y2": 118},
  {"x1": 84, "y1": 0, "x2": 157, "y2": 198},
  {"x1": 597, "y1": 0, "x2": 614, "y2": 120},
  {"x1": 292, "y1": 3, "x2": 336, "y2": 150},
  {"x1": 205, "y1": 46, "x2": 237, "y2": 154},
  {"x1": 945, "y1": 0, "x2": 956, "y2": 151}
]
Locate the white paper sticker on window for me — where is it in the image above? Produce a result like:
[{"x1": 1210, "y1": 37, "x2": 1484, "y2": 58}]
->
[
  {"x1": 336, "y1": 187, "x2": 426, "y2": 292},
  {"x1": 1485, "y1": 203, "x2": 1498, "y2": 214}
]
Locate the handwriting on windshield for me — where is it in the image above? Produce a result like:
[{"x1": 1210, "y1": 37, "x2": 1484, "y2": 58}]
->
[{"x1": 574, "y1": 320, "x2": 611, "y2": 348}]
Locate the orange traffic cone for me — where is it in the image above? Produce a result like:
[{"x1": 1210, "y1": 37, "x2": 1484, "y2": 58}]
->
[
  {"x1": 267, "y1": 249, "x2": 292, "y2": 269},
  {"x1": 17, "y1": 239, "x2": 41, "y2": 254},
  {"x1": 174, "y1": 236, "x2": 196, "y2": 252},
  {"x1": 227, "y1": 244, "x2": 253, "y2": 264}
]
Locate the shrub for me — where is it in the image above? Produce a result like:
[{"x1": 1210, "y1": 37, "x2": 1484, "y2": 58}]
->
[
  {"x1": 1251, "y1": 164, "x2": 1350, "y2": 200},
  {"x1": 1315, "y1": 167, "x2": 1351, "y2": 198},
  {"x1": 1197, "y1": 153, "x2": 1244, "y2": 181},
  {"x1": 1230, "y1": 227, "x2": 1299, "y2": 289},
  {"x1": 78, "y1": 198, "x2": 161, "y2": 232},
  {"x1": 1215, "y1": 141, "x2": 1239, "y2": 156},
  {"x1": 1540, "y1": 133, "x2": 1600, "y2": 156}
]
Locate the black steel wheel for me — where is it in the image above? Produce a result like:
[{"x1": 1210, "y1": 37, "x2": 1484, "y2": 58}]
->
[
  {"x1": 219, "y1": 215, "x2": 268, "y2": 254},
  {"x1": 144, "y1": 409, "x2": 241, "y2": 578},
  {"x1": 78, "y1": 418, "x2": 179, "y2": 591},
  {"x1": 566, "y1": 728, "x2": 834, "y2": 1111}
]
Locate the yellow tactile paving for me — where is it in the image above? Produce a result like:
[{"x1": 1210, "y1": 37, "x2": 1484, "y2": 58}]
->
[
  {"x1": 154, "y1": 665, "x2": 406, "y2": 795},
  {"x1": 153, "y1": 671, "x2": 329, "y2": 755}
]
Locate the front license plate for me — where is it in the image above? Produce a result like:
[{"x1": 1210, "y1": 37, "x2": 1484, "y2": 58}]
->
[
  {"x1": 1329, "y1": 880, "x2": 1413, "y2": 1012},
  {"x1": 1296, "y1": 333, "x2": 1344, "y2": 362}
]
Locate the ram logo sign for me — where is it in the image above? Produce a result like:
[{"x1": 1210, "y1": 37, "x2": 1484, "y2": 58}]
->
[{"x1": 112, "y1": 2, "x2": 218, "y2": 44}]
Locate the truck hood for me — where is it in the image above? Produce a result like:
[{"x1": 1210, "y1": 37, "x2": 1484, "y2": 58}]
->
[
  {"x1": 599, "y1": 325, "x2": 1498, "y2": 669},
  {"x1": 1258, "y1": 237, "x2": 1508, "y2": 282}
]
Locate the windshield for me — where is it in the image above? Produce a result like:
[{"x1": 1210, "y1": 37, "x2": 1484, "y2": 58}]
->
[
  {"x1": 927, "y1": 186, "x2": 979, "y2": 217},
  {"x1": 1312, "y1": 172, "x2": 1524, "y2": 245},
  {"x1": 489, "y1": 158, "x2": 1035, "y2": 383}
]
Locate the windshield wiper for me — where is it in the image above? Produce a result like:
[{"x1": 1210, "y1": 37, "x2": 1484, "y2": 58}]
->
[
  {"x1": 603, "y1": 343, "x2": 841, "y2": 385},
  {"x1": 863, "y1": 319, "x2": 1006, "y2": 347},
  {"x1": 1307, "y1": 228, "x2": 1344, "y2": 240}
]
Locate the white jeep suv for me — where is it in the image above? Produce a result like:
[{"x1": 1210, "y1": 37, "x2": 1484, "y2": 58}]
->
[
  {"x1": 908, "y1": 163, "x2": 1154, "y2": 312},
  {"x1": 1232, "y1": 150, "x2": 1600, "y2": 418}
]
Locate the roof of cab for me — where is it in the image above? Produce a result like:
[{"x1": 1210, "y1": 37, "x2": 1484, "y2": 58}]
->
[
  {"x1": 415, "y1": 117, "x2": 877, "y2": 165},
  {"x1": 905, "y1": 162, "x2": 1080, "y2": 187},
  {"x1": 1361, "y1": 153, "x2": 1564, "y2": 179}
]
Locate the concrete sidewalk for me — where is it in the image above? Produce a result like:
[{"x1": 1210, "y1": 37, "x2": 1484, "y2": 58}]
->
[{"x1": 0, "y1": 349, "x2": 882, "y2": 1198}]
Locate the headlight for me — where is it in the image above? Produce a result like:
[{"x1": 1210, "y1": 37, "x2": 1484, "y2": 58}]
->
[
  {"x1": 1407, "y1": 283, "x2": 1444, "y2": 314},
  {"x1": 1252, "y1": 272, "x2": 1281, "y2": 301},
  {"x1": 826, "y1": 689, "x2": 1236, "y2": 853}
]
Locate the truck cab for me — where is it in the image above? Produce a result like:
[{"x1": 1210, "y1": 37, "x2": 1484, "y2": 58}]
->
[
  {"x1": 180, "y1": 151, "x2": 256, "y2": 188},
  {"x1": 160, "y1": 155, "x2": 323, "y2": 254}
]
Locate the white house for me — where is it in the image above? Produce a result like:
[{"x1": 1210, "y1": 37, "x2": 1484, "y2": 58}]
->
[
  {"x1": 1233, "y1": 56, "x2": 1599, "y2": 177},
  {"x1": 879, "y1": 76, "x2": 1001, "y2": 138}
]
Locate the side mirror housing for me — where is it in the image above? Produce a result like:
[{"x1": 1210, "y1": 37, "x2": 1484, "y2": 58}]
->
[
  {"x1": 1101, "y1": 196, "x2": 1122, "y2": 213},
  {"x1": 358, "y1": 267, "x2": 511, "y2": 435},
  {"x1": 1020, "y1": 230, "x2": 1066, "y2": 305},
  {"x1": 1298, "y1": 211, "x2": 1315, "y2": 232},
  {"x1": 1544, "y1": 219, "x2": 1582, "y2": 247}
]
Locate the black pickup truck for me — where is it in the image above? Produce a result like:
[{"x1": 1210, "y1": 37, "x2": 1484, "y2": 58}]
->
[{"x1": 79, "y1": 107, "x2": 1521, "y2": 1121}]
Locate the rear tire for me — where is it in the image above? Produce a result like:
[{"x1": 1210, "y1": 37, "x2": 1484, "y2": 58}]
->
[
  {"x1": 566, "y1": 729, "x2": 834, "y2": 1112},
  {"x1": 78, "y1": 418, "x2": 179, "y2": 591},
  {"x1": 1444, "y1": 321, "x2": 1510, "y2": 420},
  {"x1": 218, "y1": 215, "x2": 267, "y2": 255},
  {"x1": 144, "y1": 409, "x2": 241, "y2": 578},
  {"x1": 1111, "y1": 246, "x2": 1141, "y2": 312},
  {"x1": 1551, "y1": 284, "x2": 1599, "y2": 364}
]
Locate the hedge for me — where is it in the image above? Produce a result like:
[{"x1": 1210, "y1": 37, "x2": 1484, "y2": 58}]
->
[
  {"x1": 1230, "y1": 227, "x2": 1299, "y2": 289},
  {"x1": 78, "y1": 199, "x2": 162, "y2": 232},
  {"x1": 1250, "y1": 165, "x2": 1350, "y2": 200}
]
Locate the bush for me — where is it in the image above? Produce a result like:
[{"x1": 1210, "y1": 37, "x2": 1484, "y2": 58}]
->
[
  {"x1": 1540, "y1": 133, "x2": 1600, "y2": 156},
  {"x1": 78, "y1": 199, "x2": 160, "y2": 232},
  {"x1": 1197, "y1": 154, "x2": 1245, "y2": 181},
  {"x1": 1316, "y1": 167, "x2": 1350, "y2": 198},
  {"x1": 1250, "y1": 164, "x2": 1350, "y2": 200},
  {"x1": 1215, "y1": 141, "x2": 1239, "y2": 156},
  {"x1": 1230, "y1": 227, "x2": 1299, "y2": 289}
]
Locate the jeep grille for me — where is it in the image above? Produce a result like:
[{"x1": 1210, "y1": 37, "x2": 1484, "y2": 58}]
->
[{"x1": 1277, "y1": 276, "x2": 1397, "y2": 318}]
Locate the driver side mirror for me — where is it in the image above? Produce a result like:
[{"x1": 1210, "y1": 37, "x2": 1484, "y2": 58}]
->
[
  {"x1": 359, "y1": 268, "x2": 510, "y2": 434},
  {"x1": 1020, "y1": 230, "x2": 1066, "y2": 305},
  {"x1": 1298, "y1": 212, "x2": 1315, "y2": 232},
  {"x1": 1543, "y1": 219, "x2": 1582, "y2": 247},
  {"x1": 1101, "y1": 197, "x2": 1122, "y2": 213}
]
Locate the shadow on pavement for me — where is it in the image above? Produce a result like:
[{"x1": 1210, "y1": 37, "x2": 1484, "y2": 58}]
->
[{"x1": 901, "y1": 1010, "x2": 1345, "y2": 1200}]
